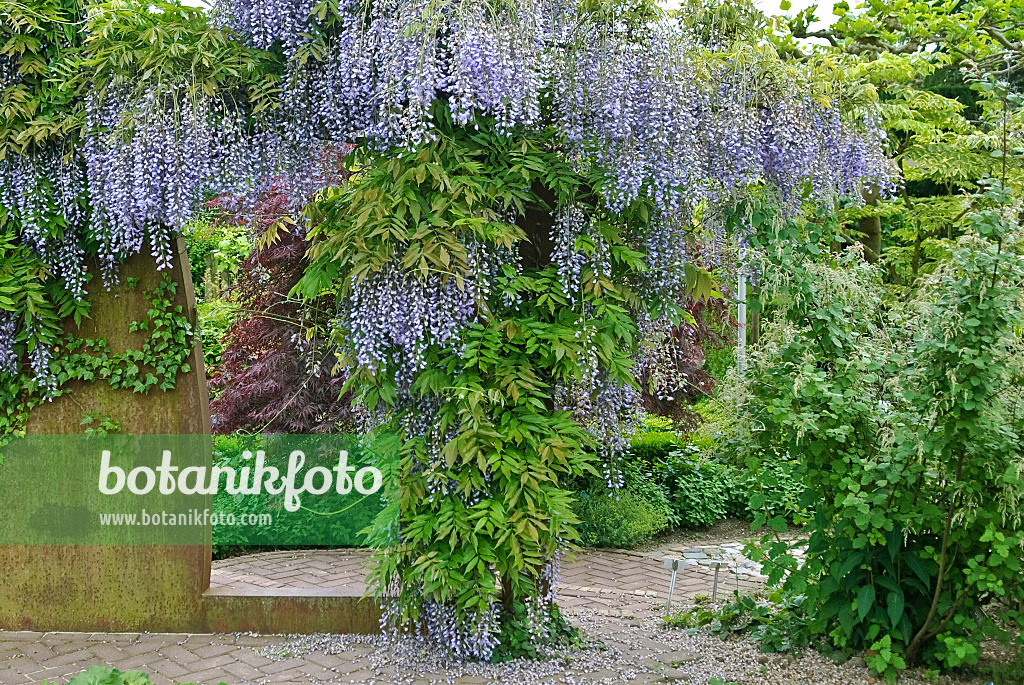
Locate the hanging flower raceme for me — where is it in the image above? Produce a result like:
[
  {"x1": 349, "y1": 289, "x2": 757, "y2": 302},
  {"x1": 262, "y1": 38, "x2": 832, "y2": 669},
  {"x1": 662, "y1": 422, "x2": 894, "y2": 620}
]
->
[
  {"x1": 230, "y1": 0, "x2": 574, "y2": 147},
  {"x1": 0, "y1": 147, "x2": 89, "y2": 296},
  {"x1": 341, "y1": 261, "x2": 480, "y2": 386},
  {"x1": 82, "y1": 89, "x2": 275, "y2": 273},
  {"x1": 0, "y1": 314, "x2": 18, "y2": 377}
]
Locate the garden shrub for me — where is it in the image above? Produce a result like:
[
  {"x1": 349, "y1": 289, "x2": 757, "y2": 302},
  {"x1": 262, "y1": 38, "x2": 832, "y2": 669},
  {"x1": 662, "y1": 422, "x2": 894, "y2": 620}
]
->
[
  {"x1": 638, "y1": 414, "x2": 677, "y2": 433},
  {"x1": 720, "y1": 455, "x2": 807, "y2": 523},
  {"x1": 624, "y1": 418, "x2": 806, "y2": 530},
  {"x1": 184, "y1": 224, "x2": 218, "y2": 291},
  {"x1": 568, "y1": 453, "x2": 673, "y2": 547},
  {"x1": 196, "y1": 297, "x2": 239, "y2": 376},
  {"x1": 718, "y1": 192, "x2": 1024, "y2": 680},
  {"x1": 628, "y1": 430, "x2": 683, "y2": 467},
  {"x1": 700, "y1": 340, "x2": 735, "y2": 383},
  {"x1": 624, "y1": 459, "x2": 678, "y2": 526},
  {"x1": 658, "y1": 447, "x2": 729, "y2": 528},
  {"x1": 573, "y1": 484, "x2": 670, "y2": 548}
]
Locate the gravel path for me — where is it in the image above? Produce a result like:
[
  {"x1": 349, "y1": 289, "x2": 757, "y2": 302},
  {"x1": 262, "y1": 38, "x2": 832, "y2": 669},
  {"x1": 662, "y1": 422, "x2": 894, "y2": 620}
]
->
[{"x1": 251, "y1": 609, "x2": 990, "y2": 685}]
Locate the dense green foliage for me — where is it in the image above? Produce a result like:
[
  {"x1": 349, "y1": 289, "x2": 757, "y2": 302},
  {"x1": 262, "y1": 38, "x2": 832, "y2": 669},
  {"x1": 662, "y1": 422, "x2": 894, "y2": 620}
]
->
[
  {"x1": 570, "y1": 416, "x2": 806, "y2": 548},
  {"x1": 573, "y1": 479, "x2": 670, "y2": 548},
  {"x1": 0, "y1": 274, "x2": 193, "y2": 436},
  {"x1": 771, "y1": 0, "x2": 1024, "y2": 283},
  {"x1": 491, "y1": 601, "x2": 581, "y2": 662},
  {"x1": 0, "y1": 0, "x2": 85, "y2": 156},
  {"x1": 209, "y1": 434, "x2": 387, "y2": 558},
  {"x1": 185, "y1": 216, "x2": 250, "y2": 373},
  {"x1": 717, "y1": 190, "x2": 1024, "y2": 680},
  {"x1": 629, "y1": 430, "x2": 684, "y2": 466},
  {"x1": 299, "y1": 110, "x2": 654, "y2": 643}
]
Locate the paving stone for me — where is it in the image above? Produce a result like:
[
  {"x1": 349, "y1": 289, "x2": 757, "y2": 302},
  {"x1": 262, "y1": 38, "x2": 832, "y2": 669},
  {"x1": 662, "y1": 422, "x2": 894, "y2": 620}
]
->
[
  {"x1": 0, "y1": 668, "x2": 33, "y2": 683},
  {"x1": 0, "y1": 632, "x2": 43, "y2": 642},
  {"x1": 661, "y1": 666, "x2": 691, "y2": 681},
  {"x1": 179, "y1": 666, "x2": 236, "y2": 684},
  {"x1": 113, "y1": 651, "x2": 165, "y2": 671},
  {"x1": 222, "y1": 659, "x2": 270, "y2": 681},
  {"x1": 148, "y1": 657, "x2": 195, "y2": 679},
  {"x1": 36, "y1": 647, "x2": 95, "y2": 669},
  {"x1": 83, "y1": 643, "x2": 126, "y2": 662},
  {"x1": 656, "y1": 650, "x2": 699, "y2": 665},
  {"x1": 191, "y1": 644, "x2": 238, "y2": 659},
  {"x1": 259, "y1": 658, "x2": 310, "y2": 675}
]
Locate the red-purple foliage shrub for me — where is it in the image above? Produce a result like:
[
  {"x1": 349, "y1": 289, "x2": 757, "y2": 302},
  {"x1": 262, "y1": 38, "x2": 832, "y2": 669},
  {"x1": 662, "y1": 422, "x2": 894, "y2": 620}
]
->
[
  {"x1": 638, "y1": 293, "x2": 734, "y2": 428},
  {"x1": 208, "y1": 153, "x2": 356, "y2": 434}
]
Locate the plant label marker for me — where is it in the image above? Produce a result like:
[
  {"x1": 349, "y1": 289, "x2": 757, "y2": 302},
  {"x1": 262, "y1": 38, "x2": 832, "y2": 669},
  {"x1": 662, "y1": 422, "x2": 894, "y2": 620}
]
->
[{"x1": 663, "y1": 557, "x2": 684, "y2": 612}]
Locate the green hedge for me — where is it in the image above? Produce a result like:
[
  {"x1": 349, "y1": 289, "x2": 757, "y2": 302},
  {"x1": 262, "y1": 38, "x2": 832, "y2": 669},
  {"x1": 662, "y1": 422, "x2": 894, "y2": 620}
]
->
[{"x1": 572, "y1": 483, "x2": 669, "y2": 548}]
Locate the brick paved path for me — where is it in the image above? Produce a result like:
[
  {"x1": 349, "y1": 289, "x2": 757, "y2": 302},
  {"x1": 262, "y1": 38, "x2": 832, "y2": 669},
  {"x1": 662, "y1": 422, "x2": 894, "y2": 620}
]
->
[
  {"x1": 209, "y1": 548, "x2": 764, "y2": 613},
  {"x1": 1, "y1": 547, "x2": 766, "y2": 685}
]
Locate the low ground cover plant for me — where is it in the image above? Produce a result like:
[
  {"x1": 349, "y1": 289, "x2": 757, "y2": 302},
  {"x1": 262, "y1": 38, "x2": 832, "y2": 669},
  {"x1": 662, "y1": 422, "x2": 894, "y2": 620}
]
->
[
  {"x1": 46, "y1": 665, "x2": 225, "y2": 685},
  {"x1": 571, "y1": 413, "x2": 807, "y2": 548}
]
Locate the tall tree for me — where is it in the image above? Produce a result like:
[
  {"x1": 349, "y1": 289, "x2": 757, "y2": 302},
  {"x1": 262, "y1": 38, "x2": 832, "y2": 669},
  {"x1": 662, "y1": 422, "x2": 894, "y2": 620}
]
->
[{"x1": 769, "y1": 0, "x2": 1023, "y2": 282}]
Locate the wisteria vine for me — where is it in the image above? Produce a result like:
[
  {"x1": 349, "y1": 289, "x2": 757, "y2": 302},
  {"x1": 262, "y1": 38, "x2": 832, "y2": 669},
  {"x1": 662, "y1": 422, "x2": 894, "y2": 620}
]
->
[{"x1": 2, "y1": 0, "x2": 900, "y2": 662}]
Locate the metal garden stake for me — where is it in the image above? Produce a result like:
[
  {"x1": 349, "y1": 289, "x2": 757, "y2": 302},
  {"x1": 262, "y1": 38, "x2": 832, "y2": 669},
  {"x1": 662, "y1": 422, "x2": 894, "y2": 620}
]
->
[{"x1": 664, "y1": 557, "x2": 684, "y2": 612}]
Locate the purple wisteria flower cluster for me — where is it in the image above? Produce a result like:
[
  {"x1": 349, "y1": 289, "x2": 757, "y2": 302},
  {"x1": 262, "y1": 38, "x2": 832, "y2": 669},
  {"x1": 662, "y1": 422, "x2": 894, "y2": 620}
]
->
[
  {"x1": 0, "y1": 148, "x2": 88, "y2": 295},
  {"x1": 380, "y1": 598, "x2": 500, "y2": 661},
  {"x1": 550, "y1": 204, "x2": 613, "y2": 296},
  {"x1": 83, "y1": 91, "x2": 271, "y2": 272},
  {"x1": 0, "y1": 85, "x2": 281, "y2": 387},
  {"x1": 0, "y1": 147, "x2": 90, "y2": 389},
  {"x1": 555, "y1": 364, "x2": 641, "y2": 489},
  {"x1": 216, "y1": 0, "x2": 896, "y2": 317},
  {"x1": 0, "y1": 314, "x2": 18, "y2": 376},
  {"x1": 340, "y1": 260, "x2": 479, "y2": 387},
  {"x1": 215, "y1": 0, "x2": 316, "y2": 55},
  {"x1": 548, "y1": 204, "x2": 641, "y2": 486},
  {"x1": 225, "y1": 0, "x2": 897, "y2": 216},
  {"x1": 1, "y1": 87, "x2": 283, "y2": 289},
  {"x1": 552, "y1": 25, "x2": 896, "y2": 219},
  {"x1": 226, "y1": 0, "x2": 574, "y2": 147}
]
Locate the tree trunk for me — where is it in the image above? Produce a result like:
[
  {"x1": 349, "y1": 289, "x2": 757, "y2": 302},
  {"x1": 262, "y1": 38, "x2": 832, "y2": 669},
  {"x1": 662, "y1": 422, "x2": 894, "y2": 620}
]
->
[
  {"x1": 856, "y1": 186, "x2": 882, "y2": 263},
  {"x1": 911, "y1": 220, "x2": 923, "y2": 282},
  {"x1": 517, "y1": 183, "x2": 557, "y2": 269}
]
